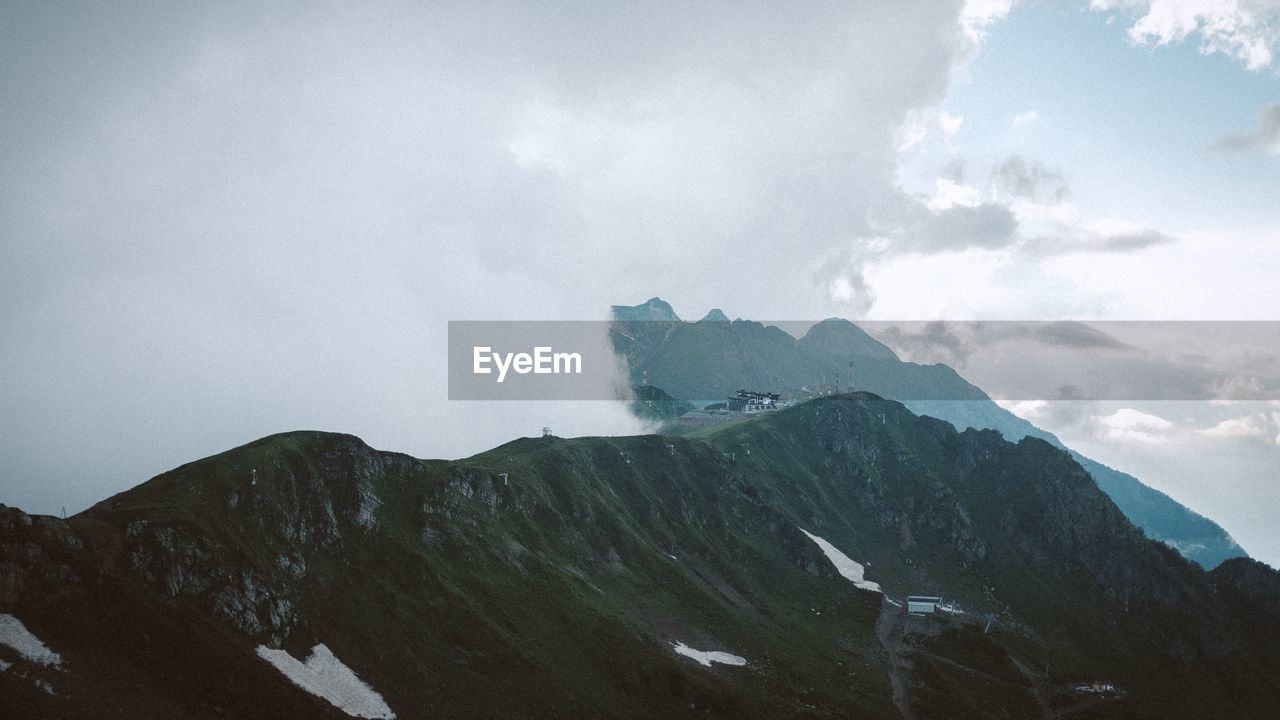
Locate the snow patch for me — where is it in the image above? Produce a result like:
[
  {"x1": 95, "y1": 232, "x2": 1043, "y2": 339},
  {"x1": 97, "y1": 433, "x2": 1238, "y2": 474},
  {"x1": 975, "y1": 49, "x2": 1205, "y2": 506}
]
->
[
  {"x1": 672, "y1": 642, "x2": 747, "y2": 667},
  {"x1": 0, "y1": 658, "x2": 11, "y2": 671},
  {"x1": 885, "y1": 597, "x2": 903, "y2": 608},
  {"x1": 257, "y1": 643, "x2": 395, "y2": 719},
  {"x1": 799, "y1": 529, "x2": 882, "y2": 593},
  {"x1": 0, "y1": 614, "x2": 63, "y2": 667}
]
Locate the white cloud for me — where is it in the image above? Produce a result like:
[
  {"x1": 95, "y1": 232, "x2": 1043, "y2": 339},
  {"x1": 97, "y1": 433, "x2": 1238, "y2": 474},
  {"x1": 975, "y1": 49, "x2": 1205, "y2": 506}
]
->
[
  {"x1": 963, "y1": 0, "x2": 1019, "y2": 42},
  {"x1": 1092, "y1": 0, "x2": 1280, "y2": 70},
  {"x1": 927, "y1": 177, "x2": 983, "y2": 210},
  {"x1": 1199, "y1": 411, "x2": 1280, "y2": 443},
  {"x1": 1013, "y1": 109, "x2": 1039, "y2": 126},
  {"x1": 898, "y1": 109, "x2": 965, "y2": 152},
  {"x1": 1095, "y1": 407, "x2": 1174, "y2": 444}
]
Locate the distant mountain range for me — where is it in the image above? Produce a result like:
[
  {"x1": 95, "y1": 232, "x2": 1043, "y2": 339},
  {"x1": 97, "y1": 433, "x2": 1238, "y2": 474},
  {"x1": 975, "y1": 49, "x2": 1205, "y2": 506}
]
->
[
  {"x1": 4, "y1": 396, "x2": 1278, "y2": 718},
  {"x1": 611, "y1": 298, "x2": 1247, "y2": 570}
]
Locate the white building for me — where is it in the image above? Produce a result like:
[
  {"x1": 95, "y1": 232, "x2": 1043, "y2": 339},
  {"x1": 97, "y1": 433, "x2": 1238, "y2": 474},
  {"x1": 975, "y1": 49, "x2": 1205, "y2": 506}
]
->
[{"x1": 907, "y1": 596, "x2": 941, "y2": 614}]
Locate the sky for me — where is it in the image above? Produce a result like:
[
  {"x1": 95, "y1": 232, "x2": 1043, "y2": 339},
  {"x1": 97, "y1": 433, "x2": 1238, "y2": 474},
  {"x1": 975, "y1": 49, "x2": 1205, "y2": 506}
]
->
[{"x1": 1, "y1": 2, "x2": 1277, "y2": 564}]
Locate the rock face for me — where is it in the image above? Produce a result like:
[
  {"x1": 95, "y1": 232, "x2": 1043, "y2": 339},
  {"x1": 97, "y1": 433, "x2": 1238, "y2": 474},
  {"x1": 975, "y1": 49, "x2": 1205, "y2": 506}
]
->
[
  {"x1": 2, "y1": 397, "x2": 1279, "y2": 719},
  {"x1": 1211, "y1": 557, "x2": 1280, "y2": 602}
]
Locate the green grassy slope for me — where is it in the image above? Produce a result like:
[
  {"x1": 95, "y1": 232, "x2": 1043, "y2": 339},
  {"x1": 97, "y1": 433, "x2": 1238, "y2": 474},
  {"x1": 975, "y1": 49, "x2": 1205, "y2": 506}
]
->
[{"x1": 2, "y1": 394, "x2": 1277, "y2": 719}]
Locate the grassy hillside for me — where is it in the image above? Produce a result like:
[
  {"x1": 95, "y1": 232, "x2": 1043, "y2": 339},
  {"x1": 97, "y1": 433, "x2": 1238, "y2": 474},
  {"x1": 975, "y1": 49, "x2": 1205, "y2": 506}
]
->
[{"x1": 3, "y1": 395, "x2": 1278, "y2": 718}]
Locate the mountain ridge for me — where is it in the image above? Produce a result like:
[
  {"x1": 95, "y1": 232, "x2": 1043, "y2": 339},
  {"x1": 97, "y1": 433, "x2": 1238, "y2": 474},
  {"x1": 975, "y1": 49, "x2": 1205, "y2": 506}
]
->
[
  {"x1": 610, "y1": 298, "x2": 1249, "y2": 570},
  {"x1": 4, "y1": 394, "x2": 1279, "y2": 718}
]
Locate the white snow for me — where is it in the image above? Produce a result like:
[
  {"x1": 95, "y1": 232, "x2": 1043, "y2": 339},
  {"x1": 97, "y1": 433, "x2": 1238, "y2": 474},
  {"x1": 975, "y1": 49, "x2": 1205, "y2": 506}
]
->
[
  {"x1": 256, "y1": 643, "x2": 395, "y2": 719},
  {"x1": 672, "y1": 642, "x2": 747, "y2": 667},
  {"x1": 0, "y1": 658, "x2": 11, "y2": 671},
  {"x1": 799, "y1": 528, "x2": 882, "y2": 593},
  {"x1": 0, "y1": 614, "x2": 63, "y2": 667}
]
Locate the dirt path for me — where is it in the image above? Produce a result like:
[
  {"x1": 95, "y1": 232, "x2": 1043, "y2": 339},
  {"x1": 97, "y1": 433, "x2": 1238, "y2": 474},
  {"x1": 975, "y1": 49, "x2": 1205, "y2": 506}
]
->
[
  {"x1": 1010, "y1": 656, "x2": 1055, "y2": 720},
  {"x1": 875, "y1": 598, "x2": 913, "y2": 720}
]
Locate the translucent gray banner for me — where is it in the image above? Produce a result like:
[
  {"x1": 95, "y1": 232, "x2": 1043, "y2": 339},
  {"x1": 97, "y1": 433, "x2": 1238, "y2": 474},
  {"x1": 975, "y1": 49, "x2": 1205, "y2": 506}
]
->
[
  {"x1": 450, "y1": 319, "x2": 1280, "y2": 401},
  {"x1": 858, "y1": 320, "x2": 1280, "y2": 402}
]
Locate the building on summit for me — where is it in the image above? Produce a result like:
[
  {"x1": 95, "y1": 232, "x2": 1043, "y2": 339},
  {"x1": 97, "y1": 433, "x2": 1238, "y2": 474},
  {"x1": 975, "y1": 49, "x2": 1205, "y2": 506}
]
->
[{"x1": 726, "y1": 390, "x2": 780, "y2": 413}]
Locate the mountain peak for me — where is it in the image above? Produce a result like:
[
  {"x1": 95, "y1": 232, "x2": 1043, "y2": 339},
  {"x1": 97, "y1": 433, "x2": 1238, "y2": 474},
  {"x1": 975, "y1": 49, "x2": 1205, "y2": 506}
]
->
[
  {"x1": 699, "y1": 308, "x2": 730, "y2": 323},
  {"x1": 798, "y1": 318, "x2": 899, "y2": 361},
  {"x1": 611, "y1": 297, "x2": 681, "y2": 322}
]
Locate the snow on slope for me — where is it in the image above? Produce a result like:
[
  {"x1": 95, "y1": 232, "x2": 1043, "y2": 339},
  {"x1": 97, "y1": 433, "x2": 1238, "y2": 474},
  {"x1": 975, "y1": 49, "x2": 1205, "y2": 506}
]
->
[
  {"x1": 672, "y1": 641, "x2": 747, "y2": 667},
  {"x1": 0, "y1": 614, "x2": 62, "y2": 666},
  {"x1": 257, "y1": 643, "x2": 395, "y2": 719},
  {"x1": 799, "y1": 529, "x2": 882, "y2": 593}
]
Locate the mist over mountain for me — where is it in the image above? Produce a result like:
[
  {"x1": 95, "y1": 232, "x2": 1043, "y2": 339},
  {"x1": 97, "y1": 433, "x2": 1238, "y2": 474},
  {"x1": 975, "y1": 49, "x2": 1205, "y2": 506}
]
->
[
  {"x1": 611, "y1": 298, "x2": 1248, "y2": 570},
  {"x1": 4, "y1": 395, "x2": 1278, "y2": 718}
]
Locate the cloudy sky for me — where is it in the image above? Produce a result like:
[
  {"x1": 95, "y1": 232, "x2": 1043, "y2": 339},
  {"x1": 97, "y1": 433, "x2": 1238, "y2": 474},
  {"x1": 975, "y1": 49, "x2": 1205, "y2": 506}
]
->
[{"x1": 2, "y1": 2, "x2": 1277, "y2": 564}]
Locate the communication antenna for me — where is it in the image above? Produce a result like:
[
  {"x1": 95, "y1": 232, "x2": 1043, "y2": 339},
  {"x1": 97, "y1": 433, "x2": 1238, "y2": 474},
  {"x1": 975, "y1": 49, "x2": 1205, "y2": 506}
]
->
[
  {"x1": 251, "y1": 468, "x2": 257, "y2": 486},
  {"x1": 542, "y1": 426, "x2": 552, "y2": 437}
]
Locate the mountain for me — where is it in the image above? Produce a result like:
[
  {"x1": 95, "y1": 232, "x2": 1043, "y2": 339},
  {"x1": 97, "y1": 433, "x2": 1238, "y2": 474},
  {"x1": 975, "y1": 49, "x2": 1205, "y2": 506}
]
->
[
  {"x1": 3, "y1": 397, "x2": 1278, "y2": 718},
  {"x1": 608, "y1": 311, "x2": 986, "y2": 403},
  {"x1": 610, "y1": 298, "x2": 1248, "y2": 570},
  {"x1": 630, "y1": 384, "x2": 695, "y2": 422},
  {"x1": 906, "y1": 400, "x2": 1247, "y2": 570},
  {"x1": 699, "y1": 309, "x2": 730, "y2": 323},
  {"x1": 610, "y1": 297, "x2": 682, "y2": 322}
]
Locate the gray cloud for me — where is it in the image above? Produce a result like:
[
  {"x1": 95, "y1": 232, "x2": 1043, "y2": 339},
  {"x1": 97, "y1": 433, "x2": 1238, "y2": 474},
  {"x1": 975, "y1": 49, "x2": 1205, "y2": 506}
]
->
[
  {"x1": 941, "y1": 156, "x2": 968, "y2": 183},
  {"x1": 870, "y1": 321, "x2": 1130, "y2": 370},
  {"x1": 1098, "y1": 229, "x2": 1177, "y2": 251},
  {"x1": 0, "y1": 2, "x2": 977, "y2": 516},
  {"x1": 991, "y1": 155, "x2": 1070, "y2": 203},
  {"x1": 1020, "y1": 228, "x2": 1176, "y2": 257},
  {"x1": 877, "y1": 321, "x2": 978, "y2": 367},
  {"x1": 866, "y1": 322, "x2": 1280, "y2": 402},
  {"x1": 1214, "y1": 101, "x2": 1280, "y2": 155},
  {"x1": 816, "y1": 196, "x2": 1021, "y2": 317},
  {"x1": 1025, "y1": 322, "x2": 1131, "y2": 350}
]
